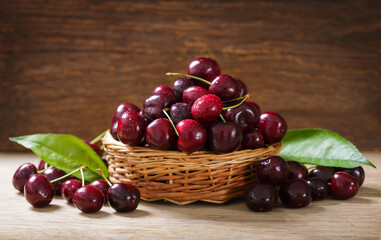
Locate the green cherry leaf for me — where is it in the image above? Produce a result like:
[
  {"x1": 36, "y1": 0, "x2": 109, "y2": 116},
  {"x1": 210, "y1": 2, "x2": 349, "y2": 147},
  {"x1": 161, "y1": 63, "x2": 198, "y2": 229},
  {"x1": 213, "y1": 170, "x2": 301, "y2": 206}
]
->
[{"x1": 279, "y1": 128, "x2": 376, "y2": 168}]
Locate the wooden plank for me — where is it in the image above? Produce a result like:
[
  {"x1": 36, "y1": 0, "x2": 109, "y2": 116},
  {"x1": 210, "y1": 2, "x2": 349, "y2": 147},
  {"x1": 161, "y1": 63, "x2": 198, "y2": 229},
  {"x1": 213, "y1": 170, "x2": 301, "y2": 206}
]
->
[
  {"x1": 0, "y1": 0, "x2": 380, "y2": 151},
  {"x1": 0, "y1": 152, "x2": 380, "y2": 239}
]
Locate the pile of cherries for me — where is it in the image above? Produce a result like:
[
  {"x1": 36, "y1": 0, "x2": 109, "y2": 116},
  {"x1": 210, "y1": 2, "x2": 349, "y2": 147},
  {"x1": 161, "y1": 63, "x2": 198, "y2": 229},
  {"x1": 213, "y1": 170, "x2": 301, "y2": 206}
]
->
[
  {"x1": 244, "y1": 156, "x2": 365, "y2": 212},
  {"x1": 110, "y1": 57, "x2": 287, "y2": 153},
  {"x1": 12, "y1": 140, "x2": 140, "y2": 213}
]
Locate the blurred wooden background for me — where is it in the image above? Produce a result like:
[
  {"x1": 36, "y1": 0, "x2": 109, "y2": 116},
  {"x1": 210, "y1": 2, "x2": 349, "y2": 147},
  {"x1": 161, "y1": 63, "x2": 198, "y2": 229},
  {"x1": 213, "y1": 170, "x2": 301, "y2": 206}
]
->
[{"x1": 0, "y1": 0, "x2": 380, "y2": 151}]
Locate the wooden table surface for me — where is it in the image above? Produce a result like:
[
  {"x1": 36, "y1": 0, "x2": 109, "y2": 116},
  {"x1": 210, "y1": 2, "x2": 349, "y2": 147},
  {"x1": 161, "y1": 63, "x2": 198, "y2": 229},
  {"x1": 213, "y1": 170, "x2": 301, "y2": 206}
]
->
[{"x1": 1, "y1": 152, "x2": 380, "y2": 240}]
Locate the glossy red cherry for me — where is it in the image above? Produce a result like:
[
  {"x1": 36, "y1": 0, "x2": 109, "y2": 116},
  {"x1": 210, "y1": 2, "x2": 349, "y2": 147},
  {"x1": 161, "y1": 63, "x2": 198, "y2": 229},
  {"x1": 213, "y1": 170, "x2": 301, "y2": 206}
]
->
[
  {"x1": 287, "y1": 161, "x2": 309, "y2": 180},
  {"x1": 191, "y1": 94, "x2": 223, "y2": 123},
  {"x1": 89, "y1": 179, "x2": 110, "y2": 203},
  {"x1": 257, "y1": 112, "x2": 287, "y2": 144},
  {"x1": 153, "y1": 85, "x2": 173, "y2": 95},
  {"x1": 176, "y1": 119, "x2": 207, "y2": 153},
  {"x1": 235, "y1": 79, "x2": 248, "y2": 97},
  {"x1": 145, "y1": 118, "x2": 176, "y2": 150},
  {"x1": 340, "y1": 166, "x2": 365, "y2": 187},
  {"x1": 241, "y1": 128, "x2": 264, "y2": 149},
  {"x1": 222, "y1": 102, "x2": 259, "y2": 131},
  {"x1": 309, "y1": 167, "x2": 335, "y2": 183},
  {"x1": 173, "y1": 78, "x2": 196, "y2": 98},
  {"x1": 188, "y1": 57, "x2": 221, "y2": 88},
  {"x1": 61, "y1": 179, "x2": 82, "y2": 203},
  {"x1": 182, "y1": 86, "x2": 208, "y2": 105},
  {"x1": 12, "y1": 163, "x2": 37, "y2": 192},
  {"x1": 247, "y1": 101, "x2": 261, "y2": 117},
  {"x1": 207, "y1": 122, "x2": 242, "y2": 153},
  {"x1": 117, "y1": 111, "x2": 146, "y2": 146},
  {"x1": 24, "y1": 174, "x2": 55, "y2": 207},
  {"x1": 330, "y1": 172, "x2": 359, "y2": 200},
  {"x1": 38, "y1": 160, "x2": 49, "y2": 171},
  {"x1": 279, "y1": 179, "x2": 312, "y2": 208},
  {"x1": 209, "y1": 74, "x2": 241, "y2": 101},
  {"x1": 41, "y1": 168, "x2": 67, "y2": 195},
  {"x1": 170, "y1": 102, "x2": 193, "y2": 125},
  {"x1": 107, "y1": 183, "x2": 140, "y2": 213},
  {"x1": 305, "y1": 177, "x2": 329, "y2": 201},
  {"x1": 110, "y1": 103, "x2": 140, "y2": 140},
  {"x1": 244, "y1": 182, "x2": 278, "y2": 212},
  {"x1": 73, "y1": 185, "x2": 104, "y2": 213},
  {"x1": 256, "y1": 156, "x2": 290, "y2": 185}
]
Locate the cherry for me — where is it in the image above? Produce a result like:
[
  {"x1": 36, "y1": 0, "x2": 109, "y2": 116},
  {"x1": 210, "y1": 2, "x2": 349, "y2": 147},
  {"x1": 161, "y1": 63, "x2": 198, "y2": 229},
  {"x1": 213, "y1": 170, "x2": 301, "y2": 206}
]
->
[
  {"x1": 24, "y1": 174, "x2": 55, "y2": 207},
  {"x1": 305, "y1": 177, "x2": 329, "y2": 201},
  {"x1": 247, "y1": 101, "x2": 261, "y2": 116},
  {"x1": 107, "y1": 183, "x2": 140, "y2": 213},
  {"x1": 287, "y1": 161, "x2": 309, "y2": 180},
  {"x1": 279, "y1": 179, "x2": 312, "y2": 208},
  {"x1": 340, "y1": 166, "x2": 365, "y2": 187},
  {"x1": 173, "y1": 78, "x2": 196, "y2": 98},
  {"x1": 12, "y1": 163, "x2": 37, "y2": 193},
  {"x1": 241, "y1": 128, "x2": 264, "y2": 149},
  {"x1": 176, "y1": 119, "x2": 207, "y2": 153},
  {"x1": 38, "y1": 160, "x2": 49, "y2": 171},
  {"x1": 207, "y1": 122, "x2": 242, "y2": 153},
  {"x1": 152, "y1": 85, "x2": 173, "y2": 95},
  {"x1": 222, "y1": 102, "x2": 259, "y2": 131},
  {"x1": 89, "y1": 179, "x2": 110, "y2": 203},
  {"x1": 191, "y1": 94, "x2": 223, "y2": 123},
  {"x1": 110, "y1": 121, "x2": 119, "y2": 140},
  {"x1": 182, "y1": 86, "x2": 208, "y2": 105},
  {"x1": 256, "y1": 156, "x2": 290, "y2": 185},
  {"x1": 257, "y1": 112, "x2": 287, "y2": 144},
  {"x1": 188, "y1": 57, "x2": 221, "y2": 88},
  {"x1": 61, "y1": 179, "x2": 82, "y2": 203},
  {"x1": 170, "y1": 102, "x2": 193, "y2": 125},
  {"x1": 145, "y1": 118, "x2": 176, "y2": 150},
  {"x1": 235, "y1": 79, "x2": 248, "y2": 97},
  {"x1": 309, "y1": 167, "x2": 335, "y2": 183},
  {"x1": 73, "y1": 185, "x2": 104, "y2": 213},
  {"x1": 330, "y1": 172, "x2": 359, "y2": 200},
  {"x1": 117, "y1": 111, "x2": 146, "y2": 146},
  {"x1": 142, "y1": 93, "x2": 176, "y2": 120},
  {"x1": 110, "y1": 103, "x2": 140, "y2": 140},
  {"x1": 209, "y1": 74, "x2": 241, "y2": 101},
  {"x1": 244, "y1": 182, "x2": 278, "y2": 212},
  {"x1": 41, "y1": 168, "x2": 67, "y2": 195}
]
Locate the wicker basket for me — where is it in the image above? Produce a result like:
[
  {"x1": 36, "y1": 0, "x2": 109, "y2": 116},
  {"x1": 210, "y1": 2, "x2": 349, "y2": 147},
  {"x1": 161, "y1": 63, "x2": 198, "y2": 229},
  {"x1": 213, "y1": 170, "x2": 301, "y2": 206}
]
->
[{"x1": 102, "y1": 131, "x2": 282, "y2": 205}]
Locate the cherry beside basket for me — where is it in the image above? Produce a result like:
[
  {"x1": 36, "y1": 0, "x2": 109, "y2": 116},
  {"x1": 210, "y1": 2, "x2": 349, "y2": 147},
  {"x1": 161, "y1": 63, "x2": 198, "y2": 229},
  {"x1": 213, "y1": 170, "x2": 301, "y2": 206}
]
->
[{"x1": 102, "y1": 131, "x2": 282, "y2": 205}]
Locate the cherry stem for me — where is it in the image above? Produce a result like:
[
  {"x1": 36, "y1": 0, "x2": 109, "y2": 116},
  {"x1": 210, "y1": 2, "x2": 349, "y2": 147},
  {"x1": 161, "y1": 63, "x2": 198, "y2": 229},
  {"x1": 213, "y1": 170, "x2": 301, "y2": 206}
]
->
[
  {"x1": 222, "y1": 94, "x2": 249, "y2": 110},
  {"x1": 166, "y1": 72, "x2": 211, "y2": 86},
  {"x1": 96, "y1": 169, "x2": 112, "y2": 186},
  {"x1": 37, "y1": 165, "x2": 52, "y2": 174},
  {"x1": 219, "y1": 114, "x2": 226, "y2": 123},
  {"x1": 222, "y1": 94, "x2": 250, "y2": 103},
  {"x1": 162, "y1": 109, "x2": 179, "y2": 136},
  {"x1": 50, "y1": 166, "x2": 88, "y2": 184},
  {"x1": 90, "y1": 129, "x2": 108, "y2": 144},
  {"x1": 80, "y1": 167, "x2": 85, "y2": 186}
]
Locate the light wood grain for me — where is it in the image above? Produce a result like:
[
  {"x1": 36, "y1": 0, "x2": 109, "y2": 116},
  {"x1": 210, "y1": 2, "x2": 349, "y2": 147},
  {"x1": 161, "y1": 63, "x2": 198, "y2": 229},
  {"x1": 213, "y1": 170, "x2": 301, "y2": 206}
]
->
[{"x1": 0, "y1": 152, "x2": 380, "y2": 240}]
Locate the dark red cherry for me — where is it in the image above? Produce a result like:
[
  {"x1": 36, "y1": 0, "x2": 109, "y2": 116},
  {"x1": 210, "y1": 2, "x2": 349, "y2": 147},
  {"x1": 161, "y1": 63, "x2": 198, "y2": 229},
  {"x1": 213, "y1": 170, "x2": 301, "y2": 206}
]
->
[
  {"x1": 24, "y1": 174, "x2": 55, "y2": 207},
  {"x1": 340, "y1": 166, "x2": 365, "y2": 187},
  {"x1": 207, "y1": 122, "x2": 242, "y2": 153},
  {"x1": 110, "y1": 103, "x2": 140, "y2": 140},
  {"x1": 41, "y1": 168, "x2": 67, "y2": 195},
  {"x1": 145, "y1": 118, "x2": 176, "y2": 150},
  {"x1": 117, "y1": 111, "x2": 146, "y2": 146},
  {"x1": 279, "y1": 179, "x2": 312, "y2": 208},
  {"x1": 287, "y1": 161, "x2": 309, "y2": 180},
  {"x1": 330, "y1": 172, "x2": 359, "y2": 200},
  {"x1": 61, "y1": 179, "x2": 82, "y2": 203},
  {"x1": 12, "y1": 163, "x2": 37, "y2": 192},
  {"x1": 176, "y1": 119, "x2": 207, "y2": 153},
  {"x1": 257, "y1": 156, "x2": 290, "y2": 185},
  {"x1": 235, "y1": 79, "x2": 248, "y2": 97},
  {"x1": 305, "y1": 177, "x2": 329, "y2": 201},
  {"x1": 191, "y1": 94, "x2": 223, "y2": 123},
  {"x1": 244, "y1": 182, "x2": 278, "y2": 212},
  {"x1": 73, "y1": 185, "x2": 104, "y2": 213},
  {"x1": 142, "y1": 93, "x2": 176, "y2": 120},
  {"x1": 173, "y1": 78, "x2": 196, "y2": 98},
  {"x1": 257, "y1": 112, "x2": 287, "y2": 144},
  {"x1": 107, "y1": 183, "x2": 140, "y2": 213},
  {"x1": 188, "y1": 57, "x2": 221, "y2": 88},
  {"x1": 247, "y1": 101, "x2": 261, "y2": 116},
  {"x1": 38, "y1": 160, "x2": 49, "y2": 171},
  {"x1": 152, "y1": 85, "x2": 173, "y2": 95},
  {"x1": 222, "y1": 102, "x2": 259, "y2": 131},
  {"x1": 110, "y1": 121, "x2": 119, "y2": 140},
  {"x1": 309, "y1": 167, "x2": 335, "y2": 183},
  {"x1": 209, "y1": 74, "x2": 241, "y2": 101},
  {"x1": 170, "y1": 102, "x2": 193, "y2": 125},
  {"x1": 241, "y1": 128, "x2": 264, "y2": 149},
  {"x1": 89, "y1": 179, "x2": 110, "y2": 203},
  {"x1": 182, "y1": 86, "x2": 208, "y2": 105}
]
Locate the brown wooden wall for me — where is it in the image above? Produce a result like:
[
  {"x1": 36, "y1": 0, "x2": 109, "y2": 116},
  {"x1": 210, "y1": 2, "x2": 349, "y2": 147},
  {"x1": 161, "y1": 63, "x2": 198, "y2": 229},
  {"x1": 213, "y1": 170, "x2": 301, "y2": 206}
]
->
[{"x1": 1, "y1": 0, "x2": 380, "y2": 151}]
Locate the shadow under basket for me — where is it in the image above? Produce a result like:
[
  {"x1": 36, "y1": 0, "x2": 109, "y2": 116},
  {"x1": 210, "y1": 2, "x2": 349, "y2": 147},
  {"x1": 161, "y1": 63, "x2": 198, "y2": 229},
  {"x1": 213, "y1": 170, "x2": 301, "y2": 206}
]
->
[{"x1": 102, "y1": 131, "x2": 282, "y2": 205}]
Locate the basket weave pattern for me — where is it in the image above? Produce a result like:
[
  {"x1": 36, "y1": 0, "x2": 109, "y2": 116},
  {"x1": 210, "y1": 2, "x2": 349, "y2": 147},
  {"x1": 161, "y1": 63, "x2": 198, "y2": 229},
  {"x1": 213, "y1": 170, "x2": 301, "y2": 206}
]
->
[{"x1": 102, "y1": 131, "x2": 282, "y2": 205}]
